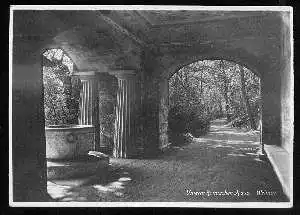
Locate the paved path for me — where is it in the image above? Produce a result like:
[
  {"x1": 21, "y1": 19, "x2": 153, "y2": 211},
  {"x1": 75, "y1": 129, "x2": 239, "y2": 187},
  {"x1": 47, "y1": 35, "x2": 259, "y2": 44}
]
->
[{"x1": 48, "y1": 118, "x2": 287, "y2": 202}]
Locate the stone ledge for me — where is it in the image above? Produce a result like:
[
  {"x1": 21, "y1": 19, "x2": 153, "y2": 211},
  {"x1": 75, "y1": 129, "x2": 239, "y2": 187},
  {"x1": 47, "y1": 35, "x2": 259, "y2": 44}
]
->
[
  {"x1": 264, "y1": 144, "x2": 292, "y2": 201},
  {"x1": 88, "y1": 151, "x2": 109, "y2": 160}
]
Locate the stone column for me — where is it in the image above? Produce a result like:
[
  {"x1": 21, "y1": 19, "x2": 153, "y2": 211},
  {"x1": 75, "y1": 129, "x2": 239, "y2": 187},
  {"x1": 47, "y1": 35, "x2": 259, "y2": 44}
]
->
[
  {"x1": 110, "y1": 70, "x2": 138, "y2": 158},
  {"x1": 159, "y1": 78, "x2": 169, "y2": 150},
  {"x1": 142, "y1": 75, "x2": 160, "y2": 157},
  {"x1": 76, "y1": 71, "x2": 100, "y2": 151}
]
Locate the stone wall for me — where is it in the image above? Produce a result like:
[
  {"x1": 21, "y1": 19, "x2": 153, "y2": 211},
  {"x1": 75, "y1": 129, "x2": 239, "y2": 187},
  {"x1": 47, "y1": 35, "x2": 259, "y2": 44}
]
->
[
  {"x1": 12, "y1": 61, "x2": 49, "y2": 201},
  {"x1": 98, "y1": 73, "x2": 118, "y2": 153},
  {"x1": 280, "y1": 12, "x2": 293, "y2": 153},
  {"x1": 261, "y1": 60, "x2": 282, "y2": 147},
  {"x1": 134, "y1": 71, "x2": 144, "y2": 154}
]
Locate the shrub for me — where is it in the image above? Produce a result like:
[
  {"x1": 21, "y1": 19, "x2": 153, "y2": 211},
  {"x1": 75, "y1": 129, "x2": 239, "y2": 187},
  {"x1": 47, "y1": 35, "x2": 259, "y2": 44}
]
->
[
  {"x1": 168, "y1": 105, "x2": 190, "y2": 134},
  {"x1": 186, "y1": 105, "x2": 210, "y2": 137},
  {"x1": 168, "y1": 132, "x2": 193, "y2": 146},
  {"x1": 189, "y1": 117, "x2": 210, "y2": 137},
  {"x1": 230, "y1": 114, "x2": 250, "y2": 129},
  {"x1": 43, "y1": 66, "x2": 81, "y2": 126},
  {"x1": 168, "y1": 104, "x2": 211, "y2": 141}
]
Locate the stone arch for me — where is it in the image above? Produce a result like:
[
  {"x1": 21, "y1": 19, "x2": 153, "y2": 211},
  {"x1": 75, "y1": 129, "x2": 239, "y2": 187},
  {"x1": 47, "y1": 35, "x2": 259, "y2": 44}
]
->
[
  {"x1": 40, "y1": 45, "x2": 79, "y2": 71},
  {"x1": 160, "y1": 47, "x2": 263, "y2": 80},
  {"x1": 169, "y1": 56, "x2": 260, "y2": 80},
  {"x1": 158, "y1": 47, "x2": 263, "y2": 150}
]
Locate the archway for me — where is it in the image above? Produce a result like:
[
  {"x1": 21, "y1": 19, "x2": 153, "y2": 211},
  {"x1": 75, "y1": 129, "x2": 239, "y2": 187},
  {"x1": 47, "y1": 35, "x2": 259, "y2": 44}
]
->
[{"x1": 159, "y1": 59, "x2": 262, "y2": 151}]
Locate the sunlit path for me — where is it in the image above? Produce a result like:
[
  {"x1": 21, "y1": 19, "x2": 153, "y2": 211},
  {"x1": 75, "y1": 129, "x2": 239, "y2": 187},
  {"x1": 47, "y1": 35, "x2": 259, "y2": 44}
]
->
[{"x1": 47, "y1": 118, "x2": 288, "y2": 202}]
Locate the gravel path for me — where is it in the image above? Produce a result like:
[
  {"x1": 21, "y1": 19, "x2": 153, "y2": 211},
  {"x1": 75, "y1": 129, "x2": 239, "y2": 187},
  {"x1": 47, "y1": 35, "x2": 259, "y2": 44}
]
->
[{"x1": 47, "y1": 118, "x2": 288, "y2": 202}]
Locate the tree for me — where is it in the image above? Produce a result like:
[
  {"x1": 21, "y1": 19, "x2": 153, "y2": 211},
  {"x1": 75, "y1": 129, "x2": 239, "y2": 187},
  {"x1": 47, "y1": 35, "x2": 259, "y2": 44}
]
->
[
  {"x1": 239, "y1": 65, "x2": 257, "y2": 130},
  {"x1": 169, "y1": 59, "x2": 261, "y2": 134}
]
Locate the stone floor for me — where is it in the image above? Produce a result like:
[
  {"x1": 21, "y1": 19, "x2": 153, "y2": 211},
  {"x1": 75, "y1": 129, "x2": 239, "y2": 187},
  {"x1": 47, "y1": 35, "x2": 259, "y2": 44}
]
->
[{"x1": 47, "y1": 118, "x2": 288, "y2": 202}]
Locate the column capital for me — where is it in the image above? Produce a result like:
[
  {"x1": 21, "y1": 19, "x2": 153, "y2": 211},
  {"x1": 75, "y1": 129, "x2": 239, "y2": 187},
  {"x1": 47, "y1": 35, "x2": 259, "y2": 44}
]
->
[
  {"x1": 73, "y1": 71, "x2": 103, "y2": 81},
  {"x1": 109, "y1": 70, "x2": 136, "y2": 80}
]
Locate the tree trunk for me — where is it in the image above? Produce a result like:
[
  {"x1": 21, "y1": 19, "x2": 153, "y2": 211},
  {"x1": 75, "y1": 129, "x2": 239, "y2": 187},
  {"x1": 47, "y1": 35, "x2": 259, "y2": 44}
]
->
[
  {"x1": 219, "y1": 60, "x2": 230, "y2": 121},
  {"x1": 223, "y1": 81, "x2": 230, "y2": 121},
  {"x1": 239, "y1": 65, "x2": 256, "y2": 130},
  {"x1": 218, "y1": 100, "x2": 223, "y2": 117},
  {"x1": 174, "y1": 74, "x2": 180, "y2": 105},
  {"x1": 200, "y1": 70, "x2": 203, "y2": 97}
]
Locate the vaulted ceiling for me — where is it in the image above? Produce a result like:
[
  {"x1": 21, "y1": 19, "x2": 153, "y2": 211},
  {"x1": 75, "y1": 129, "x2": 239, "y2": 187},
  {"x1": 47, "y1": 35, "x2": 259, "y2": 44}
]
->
[
  {"x1": 137, "y1": 10, "x2": 268, "y2": 25},
  {"x1": 13, "y1": 10, "x2": 284, "y2": 72}
]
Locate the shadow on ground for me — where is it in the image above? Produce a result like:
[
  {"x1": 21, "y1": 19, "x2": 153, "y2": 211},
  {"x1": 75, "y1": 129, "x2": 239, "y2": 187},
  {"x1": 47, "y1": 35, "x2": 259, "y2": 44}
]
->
[
  {"x1": 47, "y1": 164, "x2": 139, "y2": 201},
  {"x1": 47, "y1": 118, "x2": 288, "y2": 202}
]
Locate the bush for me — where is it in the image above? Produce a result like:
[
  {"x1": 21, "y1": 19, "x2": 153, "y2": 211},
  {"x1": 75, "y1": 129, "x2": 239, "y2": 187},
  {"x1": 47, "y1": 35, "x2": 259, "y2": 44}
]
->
[
  {"x1": 230, "y1": 114, "x2": 250, "y2": 129},
  {"x1": 43, "y1": 66, "x2": 81, "y2": 126},
  {"x1": 168, "y1": 105, "x2": 190, "y2": 134},
  {"x1": 168, "y1": 132, "x2": 193, "y2": 146},
  {"x1": 186, "y1": 105, "x2": 210, "y2": 137},
  {"x1": 189, "y1": 117, "x2": 210, "y2": 137},
  {"x1": 168, "y1": 105, "x2": 210, "y2": 142}
]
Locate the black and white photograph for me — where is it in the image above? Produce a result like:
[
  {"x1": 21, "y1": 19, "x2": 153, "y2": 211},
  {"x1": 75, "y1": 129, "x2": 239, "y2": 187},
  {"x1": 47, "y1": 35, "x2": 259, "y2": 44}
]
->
[{"x1": 9, "y1": 5, "x2": 293, "y2": 207}]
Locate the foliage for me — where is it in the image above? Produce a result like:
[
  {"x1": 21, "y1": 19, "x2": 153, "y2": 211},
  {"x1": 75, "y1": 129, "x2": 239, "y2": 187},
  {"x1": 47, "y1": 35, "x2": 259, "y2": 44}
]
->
[
  {"x1": 189, "y1": 117, "x2": 210, "y2": 138},
  {"x1": 169, "y1": 60, "x2": 261, "y2": 140},
  {"x1": 43, "y1": 49, "x2": 81, "y2": 126},
  {"x1": 168, "y1": 132, "x2": 193, "y2": 147},
  {"x1": 168, "y1": 105, "x2": 190, "y2": 133}
]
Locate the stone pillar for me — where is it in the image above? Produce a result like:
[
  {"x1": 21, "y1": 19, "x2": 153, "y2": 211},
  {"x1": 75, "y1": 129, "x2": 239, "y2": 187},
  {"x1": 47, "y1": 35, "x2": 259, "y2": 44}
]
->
[
  {"x1": 76, "y1": 72, "x2": 100, "y2": 151},
  {"x1": 12, "y1": 15, "x2": 53, "y2": 201},
  {"x1": 110, "y1": 70, "x2": 138, "y2": 158},
  {"x1": 159, "y1": 78, "x2": 169, "y2": 150},
  {"x1": 280, "y1": 12, "x2": 293, "y2": 154},
  {"x1": 142, "y1": 75, "x2": 160, "y2": 157},
  {"x1": 12, "y1": 62, "x2": 51, "y2": 202}
]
